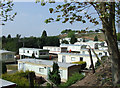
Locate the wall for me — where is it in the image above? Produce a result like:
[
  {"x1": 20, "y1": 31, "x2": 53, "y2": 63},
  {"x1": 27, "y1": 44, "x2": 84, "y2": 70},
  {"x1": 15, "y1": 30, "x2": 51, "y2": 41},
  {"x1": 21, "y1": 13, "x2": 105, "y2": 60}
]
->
[{"x1": 58, "y1": 54, "x2": 98, "y2": 68}]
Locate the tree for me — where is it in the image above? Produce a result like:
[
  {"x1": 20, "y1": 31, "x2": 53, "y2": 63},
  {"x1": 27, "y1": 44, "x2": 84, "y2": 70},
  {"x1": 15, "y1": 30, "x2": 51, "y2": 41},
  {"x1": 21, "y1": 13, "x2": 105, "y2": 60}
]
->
[
  {"x1": 62, "y1": 40, "x2": 69, "y2": 44},
  {"x1": 0, "y1": 0, "x2": 17, "y2": 25},
  {"x1": 94, "y1": 35, "x2": 98, "y2": 41},
  {"x1": 40, "y1": 1, "x2": 120, "y2": 85},
  {"x1": 48, "y1": 62, "x2": 61, "y2": 86},
  {"x1": 70, "y1": 35, "x2": 77, "y2": 44},
  {"x1": 7, "y1": 34, "x2": 11, "y2": 39},
  {"x1": 95, "y1": 29, "x2": 99, "y2": 33},
  {"x1": 67, "y1": 31, "x2": 75, "y2": 37},
  {"x1": 41, "y1": 30, "x2": 47, "y2": 37}
]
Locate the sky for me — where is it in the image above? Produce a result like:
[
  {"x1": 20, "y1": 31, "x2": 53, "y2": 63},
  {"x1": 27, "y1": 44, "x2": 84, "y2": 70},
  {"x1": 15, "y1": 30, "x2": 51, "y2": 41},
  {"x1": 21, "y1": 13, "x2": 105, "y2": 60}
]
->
[{"x1": 2, "y1": 2, "x2": 104, "y2": 37}]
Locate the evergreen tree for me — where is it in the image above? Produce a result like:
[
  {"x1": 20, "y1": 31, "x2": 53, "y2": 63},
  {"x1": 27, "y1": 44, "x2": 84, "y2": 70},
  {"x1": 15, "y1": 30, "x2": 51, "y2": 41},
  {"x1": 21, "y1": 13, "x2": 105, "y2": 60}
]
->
[
  {"x1": 48, "y1": 62, "x2": 61, "y2": 86},
  {"x1": 7, "y1": 34, "x2": 11, "y2": 39},
  {"x1": 94, "y1": 36, "x2": 98, "y2": 41},
  {"x1": 70, "y1": 35, "x2": 77, "y2": 44},
  {"x1": 41, "y1": 30, "x2": 47, "y2": 37}
]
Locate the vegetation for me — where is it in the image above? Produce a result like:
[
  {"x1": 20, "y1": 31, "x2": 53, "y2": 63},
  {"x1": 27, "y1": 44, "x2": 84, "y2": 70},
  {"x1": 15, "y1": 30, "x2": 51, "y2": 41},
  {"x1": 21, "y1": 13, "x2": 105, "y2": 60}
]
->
[
  {"x1": 2, "y1": 70, "x2": 35, "y2": 87},
  {"x1": 94, "y1": 35, "x2": 98, "y2": 41},
  {"x1": 70, "y1": 35, "x2": 77, "y2": 44},
  {"x1": 117, "y1": 33, "x2": 120, "y2": 41},
  {"x1": 48, "y1": 62, "x2": 61, "y2": 86},
  {"x1": 61, "y1": 40, "x2": 69, "y2": 44},
  {"x1": 59, "y1": 73, "x2": 84, "y2": 87},
  {"x1": 2, "y1": 34, "x2": 60, "y2": 54},
  {"x1": 95, "y1": 60, "x2": 101, "y2": 69},
  {"x1": 0, "y1": 0, "x2": 17, "y2": 25},
  {"x1": 72, "y1": 61, "x2": 86, "y2": 69}
]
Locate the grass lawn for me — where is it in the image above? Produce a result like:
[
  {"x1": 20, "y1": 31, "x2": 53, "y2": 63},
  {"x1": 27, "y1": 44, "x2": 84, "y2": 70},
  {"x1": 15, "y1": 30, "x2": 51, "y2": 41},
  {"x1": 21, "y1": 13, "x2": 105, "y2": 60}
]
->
[{"x1": 6, "y1": 64, "x2": 18, "y2": 70}]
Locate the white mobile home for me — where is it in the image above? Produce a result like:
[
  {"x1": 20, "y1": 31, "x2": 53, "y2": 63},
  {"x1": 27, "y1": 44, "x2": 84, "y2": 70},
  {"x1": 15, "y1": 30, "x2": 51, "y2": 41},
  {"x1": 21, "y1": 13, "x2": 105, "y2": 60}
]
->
[
  {"x1": 19, "y1": 48, "x2": 49, "y2": 59},
  {"x1": 58, "y1": 53, "x2": 101, "y2": 68},
  {"x1": 18, "y1": 59, "x2": 82, "y2": 82},
  {"x1": 43, "y1": 46, "x2": 67, "y2": 54},
  {"x1": 0, "y1": 50, "x2": 15, "y2": 63},
  {"x1": 60, "y1": 44, "x2": 84, "y2": 52}
]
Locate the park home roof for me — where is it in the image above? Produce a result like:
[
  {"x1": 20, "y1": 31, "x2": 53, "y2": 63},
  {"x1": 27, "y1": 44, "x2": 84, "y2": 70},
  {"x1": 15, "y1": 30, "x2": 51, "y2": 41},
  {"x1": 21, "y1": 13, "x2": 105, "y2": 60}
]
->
[
  {"x1": 19, "y1": 48, "x2": 49, "y2": 51},
  {"x1": 0, "y1": 79, "x2": 16, "y2": 88},
  {"x1": 58, "y1": 53, "x2": 99, "y2": 57},
  {"x1": 0, "y1": 50, "x2": 15, "y2": 54},
  {"x1": 18, "y1": 58, "x2": 76, "y2": 68}
]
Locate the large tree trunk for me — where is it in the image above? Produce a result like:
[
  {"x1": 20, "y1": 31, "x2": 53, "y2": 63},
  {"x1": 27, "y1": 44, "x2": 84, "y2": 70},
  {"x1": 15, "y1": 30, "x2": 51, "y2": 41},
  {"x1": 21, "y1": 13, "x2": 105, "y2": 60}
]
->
[{"x1": 101, "y1": 2, "x2": 120, "y2": 85}]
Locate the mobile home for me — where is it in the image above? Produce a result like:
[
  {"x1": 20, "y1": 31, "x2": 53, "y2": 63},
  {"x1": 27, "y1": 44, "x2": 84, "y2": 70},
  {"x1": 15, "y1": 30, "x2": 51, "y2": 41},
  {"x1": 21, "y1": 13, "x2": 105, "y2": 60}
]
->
[
  {"x1": 18, "y1": 58, "x2": 82, "y2": 82},
  {"x1": 19, "y1": 48, "x2": 49, "y2": 59}
]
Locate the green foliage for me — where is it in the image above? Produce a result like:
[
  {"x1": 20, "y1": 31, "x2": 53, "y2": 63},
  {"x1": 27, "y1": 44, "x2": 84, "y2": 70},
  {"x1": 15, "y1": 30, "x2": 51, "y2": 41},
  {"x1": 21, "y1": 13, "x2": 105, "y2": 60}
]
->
[
  {"x1": 67, "y1": 31, "x2": 75, "y2": 38},
  {"x1": 41, "y1": 30, "x2": 47, "y2": 37},
  {"x1": 61, "y1": 40, "x2": 69, "y2": 44},
  {"x1": 117, "y1": 33, "x2": 120, "y2": 41},
  {"x1": 72, "y1": 61, "x2": 86, "y2": 69},
  {"x1": 2, "y1": 70, "x2": 35, "y2": 87},
  {"x1": 46, "y1": 83, "x2": 53, "y2": 88},
  {"x1": 95, "y1": 60, "x2": 101, "y2": 69},
  {"x1": 94, "y1": 35, "x2": 98, "y2": 41},
  {"x1": 59, "y1": 73, "x2": 84, "y2": 87},
  {"x1": 2, "y1": 34, "x2": 60, "y2": 53},
  {"x1": 48, "y1": 62, "x2": 61, "y2": 86},
  {"x1": 61, "y1": 29, "x2": 72, "y2": 34},
  {"x1": 1, "y1": 62, "x2": 7, "y2": 74},
  {"x1": 1, "y1": 0, "x2": 17, "y2": 25},
  {"x1": 70, "y1": 35, "x2": 77, "y2": 44}
]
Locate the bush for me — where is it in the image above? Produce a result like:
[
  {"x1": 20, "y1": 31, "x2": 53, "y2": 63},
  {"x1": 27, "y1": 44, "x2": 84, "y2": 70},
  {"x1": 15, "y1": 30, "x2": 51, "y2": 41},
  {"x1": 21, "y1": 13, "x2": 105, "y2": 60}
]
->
[
  {"x1": 95, "y1": 60, "x2": 101, "y2": 69},
  {"x1": 94, "y1": 35, "x2": 98, "y2": 41},
  {"x1": 59, "y1": 73, "x2": 84, "y2": 87},
  {"x1": 2, "y1": 70, "x2": 35, "y2": 87},
  {"x1": 2, "y1": 74, "x2": 29, "y2": 86}
]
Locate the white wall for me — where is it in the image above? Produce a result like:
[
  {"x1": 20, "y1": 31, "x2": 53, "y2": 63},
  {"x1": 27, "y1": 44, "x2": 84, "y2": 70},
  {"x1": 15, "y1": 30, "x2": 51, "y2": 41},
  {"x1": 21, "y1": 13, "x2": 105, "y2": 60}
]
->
[{"x1": 58, "y1": 54, "x2": 98, "y2": 68}]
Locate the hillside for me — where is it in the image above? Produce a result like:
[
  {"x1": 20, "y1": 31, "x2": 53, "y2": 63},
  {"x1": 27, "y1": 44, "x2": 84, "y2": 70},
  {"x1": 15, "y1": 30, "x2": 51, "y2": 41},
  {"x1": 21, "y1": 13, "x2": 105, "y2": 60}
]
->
[
  {"x1": 69, "y1": 57, "x2": 113, "y2": 87},
  {"x1": 58, "y1": 33, "x2": 105, "y2": 41}
]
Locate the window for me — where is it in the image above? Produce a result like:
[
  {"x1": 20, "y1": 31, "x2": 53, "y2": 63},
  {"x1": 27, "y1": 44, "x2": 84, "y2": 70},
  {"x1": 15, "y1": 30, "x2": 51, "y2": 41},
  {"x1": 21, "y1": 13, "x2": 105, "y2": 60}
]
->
[
  {"x1": 27, "y1": 51, "x2": 29, "y2": 53},
  {"x1": 82, "y1": 51, "x2": 85, "y2": 54},
  {"x1": 39, "y1": 68, "x2": 44, "y2": 73},
  {"x1": 99, "y1": 53, "x2": 102, "y2": 55},
  {"x1": 80, "y1": 57, "x2": 83, "y2": 61},
  {"x1": 71, "y1": 57, "x2": 75, "y2": 61},
  {"x1": 23, "y1": 50, "x2": 25, "y2": 53}
]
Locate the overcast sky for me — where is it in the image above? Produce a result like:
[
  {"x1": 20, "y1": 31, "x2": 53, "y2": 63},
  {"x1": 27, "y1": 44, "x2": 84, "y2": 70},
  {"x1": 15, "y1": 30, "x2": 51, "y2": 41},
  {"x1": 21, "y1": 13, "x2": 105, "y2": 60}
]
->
[{"x1": 2, "y1": 2, "x2": 104, "y2": 37}]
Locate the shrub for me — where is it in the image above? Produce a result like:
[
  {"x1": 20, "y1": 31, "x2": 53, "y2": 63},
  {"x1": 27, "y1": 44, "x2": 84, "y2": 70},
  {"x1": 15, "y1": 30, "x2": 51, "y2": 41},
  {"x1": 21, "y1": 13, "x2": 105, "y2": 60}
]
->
[
  {"x1": 2, "y1": 70, "x2": 35, "y2": 87},
  {"x1": 72, "y1": 61, "x2": 86, "y2": 69},
  {"x1": 95, "y1": 60, "x2": 101, "y2": 69},
  {"x1": 59, "y1": 73, "x2": 84, "y2": 87},
  {"x1": 94, "y1": 35, "x2": 98, "y2": 41},
  {"x1": 2, "y1": 74, "x2": 29, "y2": 86}
]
